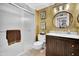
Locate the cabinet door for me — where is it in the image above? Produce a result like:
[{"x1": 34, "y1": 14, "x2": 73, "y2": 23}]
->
[
  {"x1": 64, "y1": 39, "x2": 71, "y2": 56},
  {"x1": 46, "y1": 36, "x2": 65, "y2": 56},
  {"x1": 56, "y1": 38, "x2": 65, "y2": 56},
  {"x1": 46, "y1": 36, "x2": 57, "y2": 56}
]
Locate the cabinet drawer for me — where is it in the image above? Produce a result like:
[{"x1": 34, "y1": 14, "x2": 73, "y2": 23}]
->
[
  {"x1": 65, "y1": 39, "x2": 79, "y2": 49},
  {"x1": 74, "y1": 49, "x2": 79, "y2": 56},
  {"x1": 67, "y1": 49, "x2": 79, "y2": 56},
  {"x1": 70, "y1": 44, "x2": 77, "y2": 49},
  {"x1": 75, "y1": 40, "x2": 79, "y2": 48},
  {"x1": 71, "y1": 40, "x2": 79, "y2": 49},
  {"x1": 70, "y1": 49, "x2": 79, "y2": 56}
]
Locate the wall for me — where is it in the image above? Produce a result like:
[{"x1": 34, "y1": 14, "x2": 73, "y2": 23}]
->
[
  {"x1": 35, "y1": 3, "x2": 79, "y2": 35},
  {"x1": 0, "y1": 3, "x2": 35, "y2": 56},
  {"x1": 75, "y1": 4, "x2": 79, "y2": 33},
  {"x1": 35, "y1": 10, "x2": 40, "y2": 35}
]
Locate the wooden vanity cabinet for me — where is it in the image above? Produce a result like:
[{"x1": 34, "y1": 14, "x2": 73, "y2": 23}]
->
[{"x1": 46, "y1": 35, "x2": 79, "y2": 56}]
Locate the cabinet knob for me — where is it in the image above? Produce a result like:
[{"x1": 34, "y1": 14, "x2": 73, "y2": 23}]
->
[
  {"x1": 72, "y1": 45, "x2": 74, "y2": 47},
  {"x1": 72, "y1": 53, "x2": 74, "y2": 55}
]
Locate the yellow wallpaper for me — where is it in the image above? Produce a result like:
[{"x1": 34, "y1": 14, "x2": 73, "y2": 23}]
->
[
  {"x1": 35, "y1": 10, "x2": 40, "y2": 35},
  {"x1": 75, "y1": 4, "x2": 79, "y2": 32},
  {"x1": 35, "y1": 3, "x2": 79, "y2": 36}
]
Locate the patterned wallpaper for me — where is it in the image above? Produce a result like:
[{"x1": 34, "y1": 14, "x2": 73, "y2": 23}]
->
[{"x1": 35, "y1": 3, "x2": 79, "y2": 35}]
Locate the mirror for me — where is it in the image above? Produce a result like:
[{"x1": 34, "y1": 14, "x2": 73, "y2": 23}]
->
[{"x1": 53, "y1": 11, "x2": 73, "y2": 28}]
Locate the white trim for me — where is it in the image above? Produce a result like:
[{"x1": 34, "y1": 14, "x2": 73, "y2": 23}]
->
[{"x1": 9, "y1": 3, "x2": 34, "y2": 15}]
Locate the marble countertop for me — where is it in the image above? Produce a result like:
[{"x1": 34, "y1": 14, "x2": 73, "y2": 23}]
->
[{"x1": 46, "y1": 32, "x2": 79, "y2": 39}]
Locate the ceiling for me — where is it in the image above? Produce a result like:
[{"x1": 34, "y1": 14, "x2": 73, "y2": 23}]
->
[
  {"x1": 26, "y1": 3, "x2": 54, "y2": 10},
  {"x1": 12, "y1": 3, "x2": 54, "y2": 14}
]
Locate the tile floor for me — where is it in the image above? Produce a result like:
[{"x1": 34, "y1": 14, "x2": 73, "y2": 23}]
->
[{"x1": 21, "y1": 48, "x2": 45, "y2": 56}]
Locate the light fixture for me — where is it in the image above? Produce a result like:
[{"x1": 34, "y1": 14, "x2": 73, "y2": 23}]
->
[
  {"x1": 66, "y1": 4, "x2": 69, "y2": 10},
  {"x1": 36, "y1": 8, "x2": 39, "y2": 11},
  {"x1": 54, "y1": 8, "x2": 57, "y2": 13},
  {"x1": 59, "y1": 6, "x2": 63, "y2": 11}
]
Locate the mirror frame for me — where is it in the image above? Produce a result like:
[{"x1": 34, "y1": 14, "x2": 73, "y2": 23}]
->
[{"x1": 52, "y1": 11, "x2": 73, "y2": 28}]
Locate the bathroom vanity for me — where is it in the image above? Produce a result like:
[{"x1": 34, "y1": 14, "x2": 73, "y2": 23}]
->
[{"x1": 46, "y1": 32, "x2": 79, "y2": 56}]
